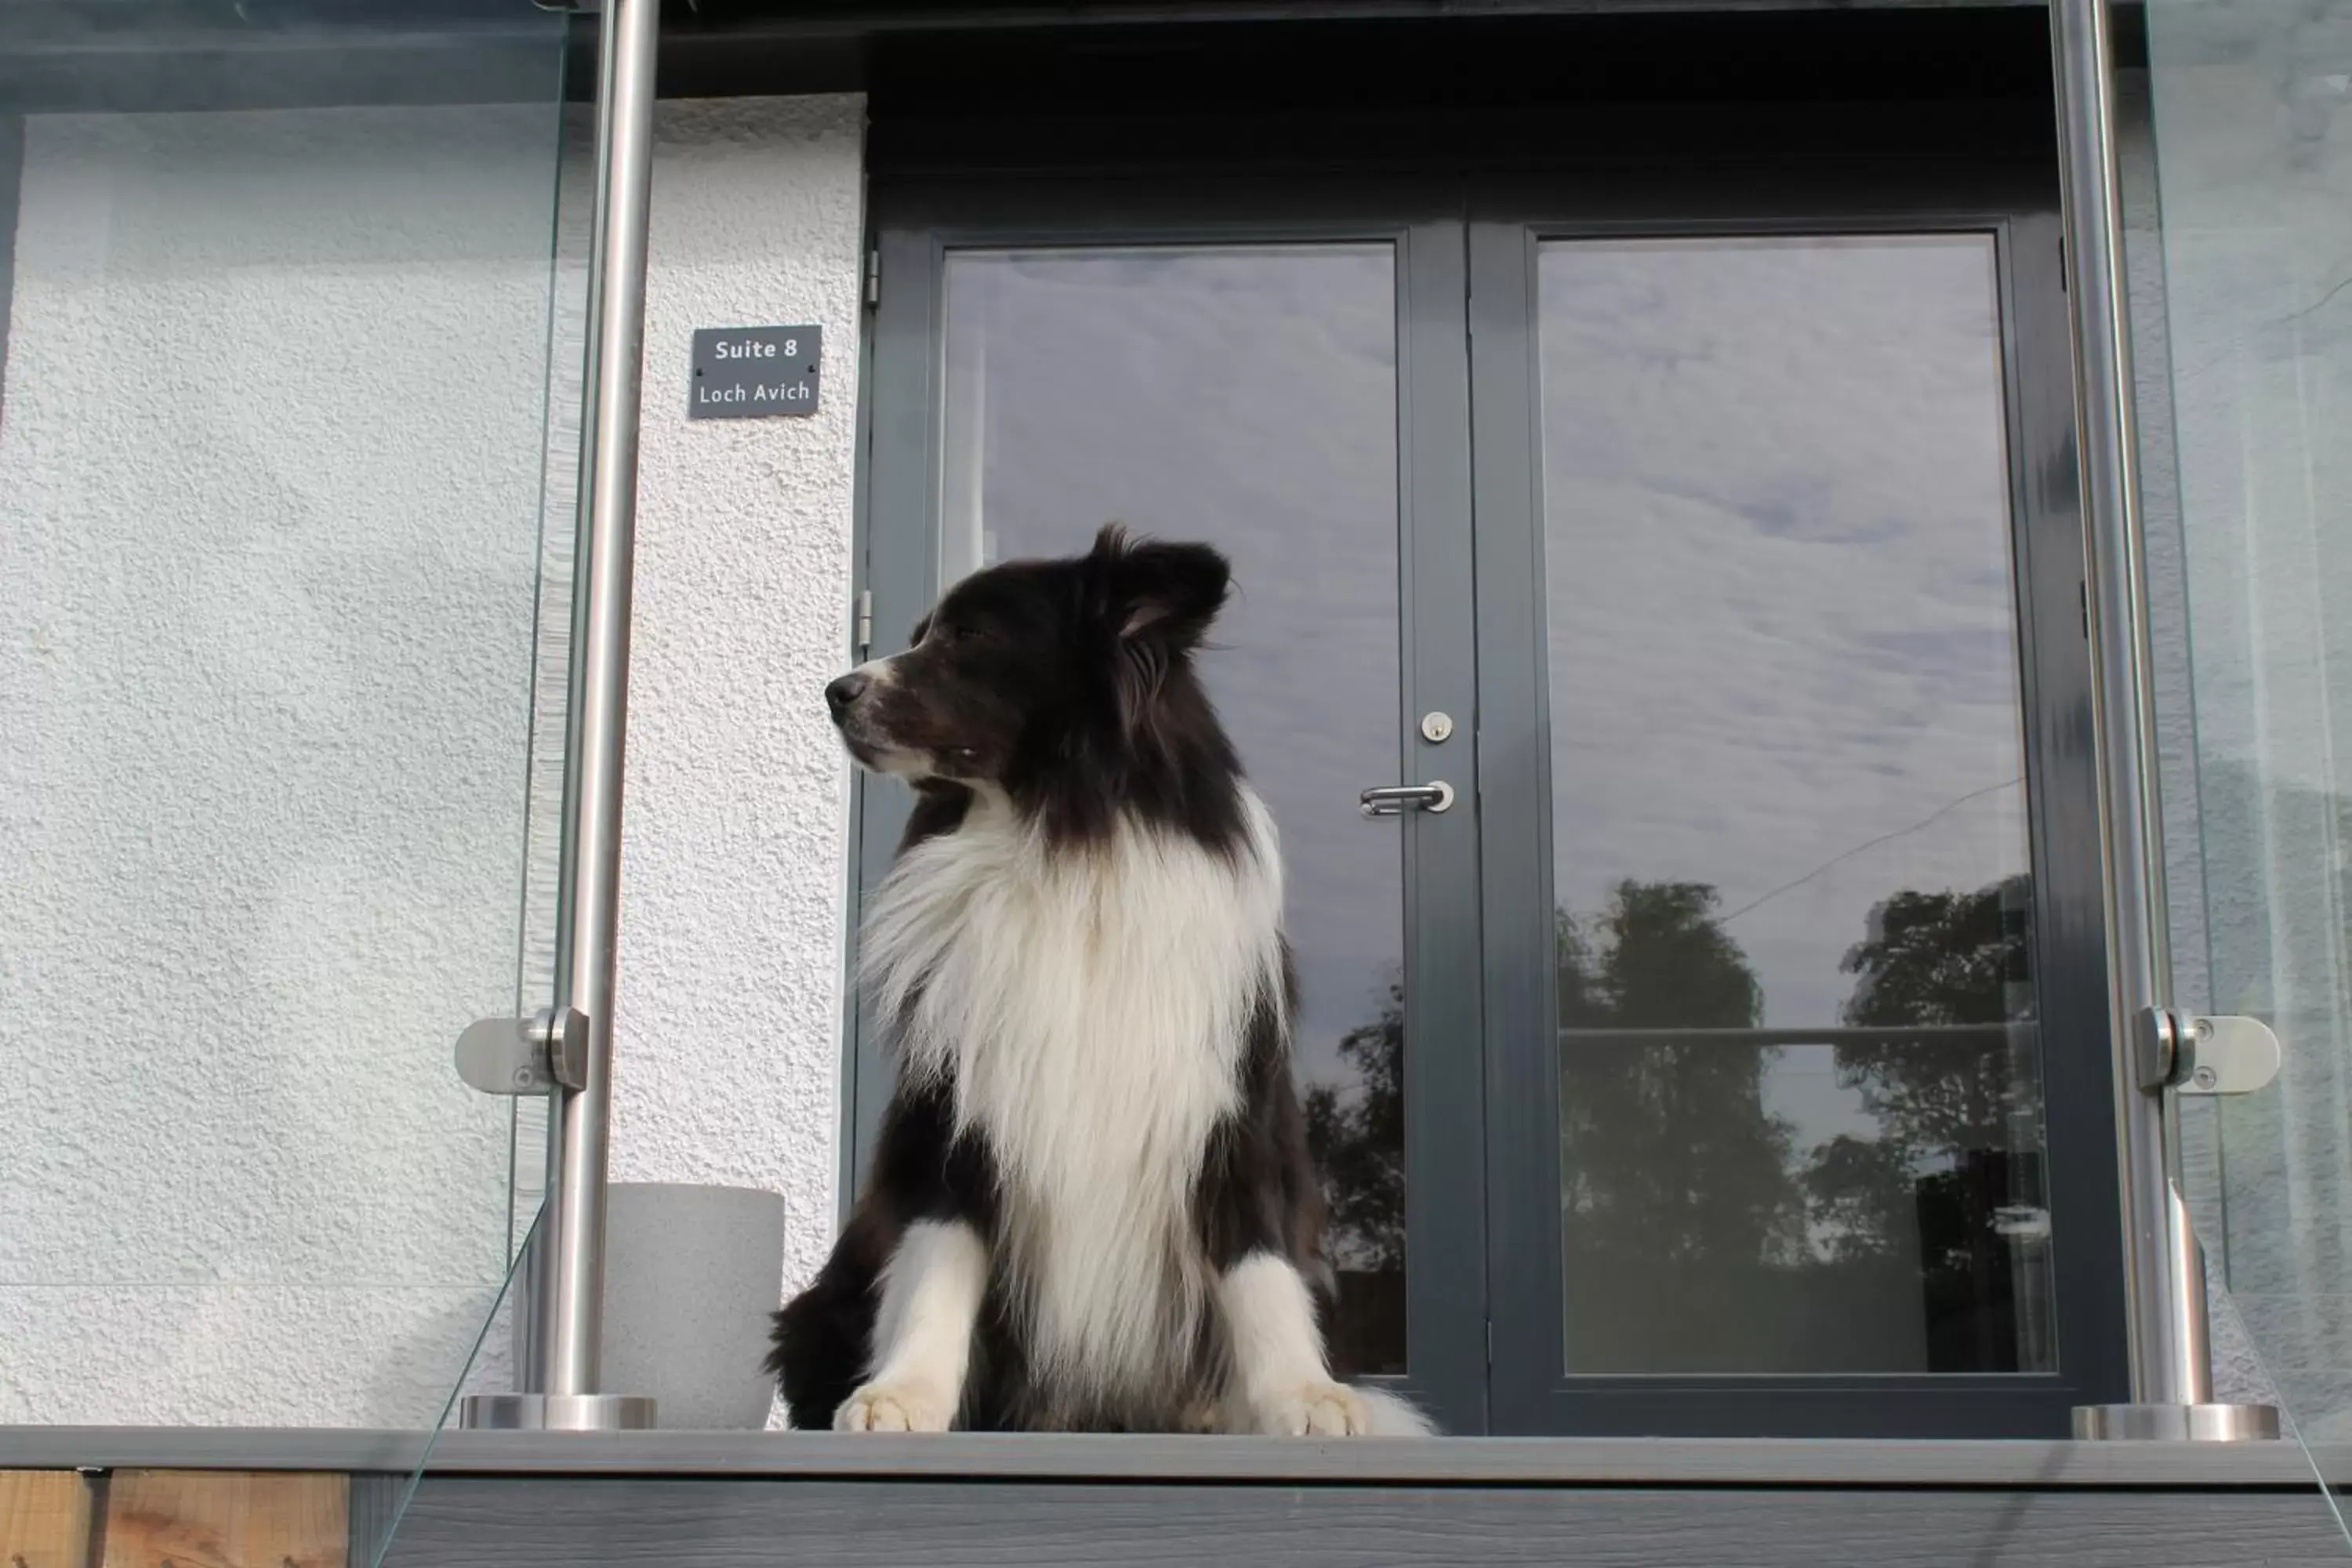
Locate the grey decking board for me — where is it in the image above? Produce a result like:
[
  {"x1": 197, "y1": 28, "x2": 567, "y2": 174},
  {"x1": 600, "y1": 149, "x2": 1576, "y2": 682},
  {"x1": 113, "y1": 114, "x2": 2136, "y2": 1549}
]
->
[
  {"x1": 4, "y1": 1426, "x2": 2348, "y2": 1489},
  {"x1": 380, "y1": 1477, "x2": 2352, "y2": 1568}
]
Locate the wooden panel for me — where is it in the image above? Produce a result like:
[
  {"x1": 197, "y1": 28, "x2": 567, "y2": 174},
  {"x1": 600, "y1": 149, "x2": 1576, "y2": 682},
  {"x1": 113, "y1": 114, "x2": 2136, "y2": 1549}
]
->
[
  {"x1": 0, "y1": 1471, "x2": 94, "y2": 1568},
  {"x1": 381, "y1": 1476, "x2": 2352, "y2": 1568},
  {"x1": 99, "y1": 1472, "x2": 348, "y2": 1568}
]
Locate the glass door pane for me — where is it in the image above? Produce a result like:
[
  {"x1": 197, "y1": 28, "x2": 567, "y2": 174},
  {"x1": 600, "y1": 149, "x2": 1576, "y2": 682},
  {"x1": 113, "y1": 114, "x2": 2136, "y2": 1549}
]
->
[
  {"x1": 939, "y1": 245, "x2": 1409, "y2": 1373},
  {"x1": 0, "y1": 0, "x2": 574, "y2": 1508},
  {"x1": 1534, "y1": 234, "x2": 2056, "y2": 1376}
]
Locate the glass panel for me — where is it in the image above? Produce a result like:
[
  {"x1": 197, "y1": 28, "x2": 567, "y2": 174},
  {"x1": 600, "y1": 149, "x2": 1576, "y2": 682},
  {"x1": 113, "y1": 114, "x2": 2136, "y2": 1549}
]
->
[
  {"x1": 1537, "y1": 234, "x2": 2057, "y2": 1374},
  {"x1": 938, "y1": 245, "x2": 1408, "y2": 1374},
  {"x1": 2134, "y1": 0, "x2": 2352, "y2": 1517},
  {"x1": 0, "y1": 1, "x2": 574, "y2": 1541}
]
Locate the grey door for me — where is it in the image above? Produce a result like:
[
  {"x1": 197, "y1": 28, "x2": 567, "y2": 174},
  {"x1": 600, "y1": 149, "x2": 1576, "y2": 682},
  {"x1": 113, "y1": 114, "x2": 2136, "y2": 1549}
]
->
[
  {"x1": 1469, "y1": 173, "x2": 2128, "y2": 1435},
  {"x1": 856, "y1": 184, "x2": 1491, "y2": 1434},
  {"x1": 852, "y1": 165, "x2": 2126, "y2": 1437}
]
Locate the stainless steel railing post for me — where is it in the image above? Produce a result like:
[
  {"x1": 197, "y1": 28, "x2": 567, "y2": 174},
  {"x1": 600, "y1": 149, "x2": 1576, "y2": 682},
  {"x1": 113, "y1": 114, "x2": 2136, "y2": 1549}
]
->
[
  {"x1": 2053, "y1": 0, "x2": 2276, "y2": 1442},
  {"x1": 461, "y1": 0, "x2": 660, "y2": 1434}
]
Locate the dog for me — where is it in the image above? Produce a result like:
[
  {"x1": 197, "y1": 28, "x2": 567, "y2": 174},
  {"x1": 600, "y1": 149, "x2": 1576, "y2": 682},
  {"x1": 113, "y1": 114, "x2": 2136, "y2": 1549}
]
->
[{"x1": 768, "y1": 524, "x2": 1430, "y2": 1437}]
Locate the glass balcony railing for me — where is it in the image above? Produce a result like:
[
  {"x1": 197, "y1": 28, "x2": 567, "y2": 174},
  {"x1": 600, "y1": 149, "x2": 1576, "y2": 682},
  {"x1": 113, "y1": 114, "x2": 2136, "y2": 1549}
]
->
[
  {"x1": 2130, "y1": 0, "x2": 2352, "y2": 1540},
  {"x1": 0, "y1": 2, "x2": 581, "y2": 1555}
]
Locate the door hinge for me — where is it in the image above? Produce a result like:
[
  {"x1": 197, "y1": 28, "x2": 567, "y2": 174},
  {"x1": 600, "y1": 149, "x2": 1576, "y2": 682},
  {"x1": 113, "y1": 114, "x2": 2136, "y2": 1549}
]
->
[
  {"x1": 865, "y1": 249, "x2": 880, "y2": 308},
  {"x1": 855, "y1": 588, "x2": 873, "y2": 657}
]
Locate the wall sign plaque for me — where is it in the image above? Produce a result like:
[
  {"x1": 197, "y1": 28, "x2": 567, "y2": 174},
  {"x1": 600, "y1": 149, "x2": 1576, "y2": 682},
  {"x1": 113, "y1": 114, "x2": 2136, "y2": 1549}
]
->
[{"x1": 689, "y1": 325, "x2": 820, "y2": 419}]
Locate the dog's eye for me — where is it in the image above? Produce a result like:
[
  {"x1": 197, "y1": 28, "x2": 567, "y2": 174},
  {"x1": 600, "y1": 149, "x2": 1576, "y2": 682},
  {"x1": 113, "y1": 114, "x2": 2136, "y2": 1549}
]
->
[{"x1": 939, "y1": 622, "x2": 987, "y2": 647}]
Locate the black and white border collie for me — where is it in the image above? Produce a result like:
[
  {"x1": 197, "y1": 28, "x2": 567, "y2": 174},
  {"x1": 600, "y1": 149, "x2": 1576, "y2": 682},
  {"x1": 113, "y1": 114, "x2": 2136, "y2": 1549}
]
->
[{"x1": 769, "y1": 525, "x2": 1429, "y2": 1437}]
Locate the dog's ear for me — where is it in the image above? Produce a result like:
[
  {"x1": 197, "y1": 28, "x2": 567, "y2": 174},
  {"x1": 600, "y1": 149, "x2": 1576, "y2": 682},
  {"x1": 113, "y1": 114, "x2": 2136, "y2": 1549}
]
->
[
  {"x1": 1086, "y1": 524, "x2": 1230, "y2": 735},
  {"x1": 1087, "y1": 523, "x2": 1230, "y2": 655}
]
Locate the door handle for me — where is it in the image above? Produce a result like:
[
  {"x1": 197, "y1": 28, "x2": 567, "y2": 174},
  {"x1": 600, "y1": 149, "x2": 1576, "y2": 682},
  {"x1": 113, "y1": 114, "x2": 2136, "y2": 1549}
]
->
[{"x1": 1360, "y1": 781, "x2": 1455, "y2": 817}]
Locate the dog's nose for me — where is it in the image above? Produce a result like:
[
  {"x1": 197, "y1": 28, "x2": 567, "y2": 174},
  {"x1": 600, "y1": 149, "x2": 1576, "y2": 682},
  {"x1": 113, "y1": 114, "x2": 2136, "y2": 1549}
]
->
[{"x1": 826, "y1": 672, "x2": 871, "y2": 717}]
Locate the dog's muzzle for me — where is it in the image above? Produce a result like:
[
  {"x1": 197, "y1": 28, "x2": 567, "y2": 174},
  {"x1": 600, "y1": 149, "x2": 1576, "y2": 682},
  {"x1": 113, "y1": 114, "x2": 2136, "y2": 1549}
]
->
[{"x1": 826, "y1": 670, "x2": 871, "y2": 722}]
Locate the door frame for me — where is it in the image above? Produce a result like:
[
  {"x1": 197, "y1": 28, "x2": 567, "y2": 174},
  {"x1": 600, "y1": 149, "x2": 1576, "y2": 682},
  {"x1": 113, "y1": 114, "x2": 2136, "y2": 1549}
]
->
[
  {"x1": 846, "y1": 150, "x2": 2129, "y2": 1437},
  {"x1": 1468, "y1": 160, "x2": 2129, "y2": 1436},
  {"x1": 853, "y1": 172, "x2": 1493, "y2": 1436}
]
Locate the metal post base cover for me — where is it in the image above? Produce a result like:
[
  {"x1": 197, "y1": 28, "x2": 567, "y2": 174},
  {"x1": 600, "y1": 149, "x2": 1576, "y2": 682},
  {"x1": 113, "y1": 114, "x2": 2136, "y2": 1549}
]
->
[
  {"x1": 2073, "y1": 1403, "x2": 2281, "y2": 1441},
  {"x1": 459, "y1": 1392, "x2": 658, "y2": 1432}
]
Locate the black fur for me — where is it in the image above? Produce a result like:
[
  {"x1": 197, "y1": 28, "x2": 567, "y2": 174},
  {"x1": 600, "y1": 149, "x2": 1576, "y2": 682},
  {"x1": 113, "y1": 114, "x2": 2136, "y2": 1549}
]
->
[
  {"x1": 770, "y1": 527, "x2": 1334, "y2": 1432},
  {"x1": 826, "y1": 524, "x2": 1251, "y2": 857}
]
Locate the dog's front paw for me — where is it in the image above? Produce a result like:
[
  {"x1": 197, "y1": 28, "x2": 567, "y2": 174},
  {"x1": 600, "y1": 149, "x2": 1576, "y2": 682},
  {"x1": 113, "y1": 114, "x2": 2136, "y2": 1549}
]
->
[
  {"x1": 835, "y1": 1379, "x2": 957, "y2": 1433},
  {"x1": 1253, "y1": 1379, "x2": 1370, "y2": 1437}
]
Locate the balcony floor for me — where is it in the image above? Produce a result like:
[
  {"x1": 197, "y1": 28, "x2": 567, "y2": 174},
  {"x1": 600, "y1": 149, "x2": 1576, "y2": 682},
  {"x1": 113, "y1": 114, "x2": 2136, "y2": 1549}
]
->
[{"x1": 6, "y1": 1428, "x2": 2352, "y2": 1566}]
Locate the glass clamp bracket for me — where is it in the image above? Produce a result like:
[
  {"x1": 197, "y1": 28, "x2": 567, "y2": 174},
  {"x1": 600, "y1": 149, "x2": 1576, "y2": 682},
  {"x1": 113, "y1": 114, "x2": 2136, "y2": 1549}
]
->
[
  {"x1": 2135, "y1": 1008, "x2": 2283, "y2": 1098},
  {"x1": 455, "y1": 1007, "x2": 590, "y2": 1096}
]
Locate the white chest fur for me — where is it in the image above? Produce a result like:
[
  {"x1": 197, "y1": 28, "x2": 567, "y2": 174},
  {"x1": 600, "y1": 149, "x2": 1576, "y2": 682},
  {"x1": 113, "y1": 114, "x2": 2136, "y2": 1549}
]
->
[{"x1": 860, "y1": 788, "x2": 1287, "y2": 1404}]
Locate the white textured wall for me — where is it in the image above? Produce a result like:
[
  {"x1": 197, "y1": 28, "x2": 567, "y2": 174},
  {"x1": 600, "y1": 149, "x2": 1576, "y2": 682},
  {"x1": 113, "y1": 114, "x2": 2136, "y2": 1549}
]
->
[
  {"x1": 0, "y1": 96, "x2": 866, "y2": 1428},
  {"x1": 600, "y1": 94, "x2": 863, "y2": 1385}
]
